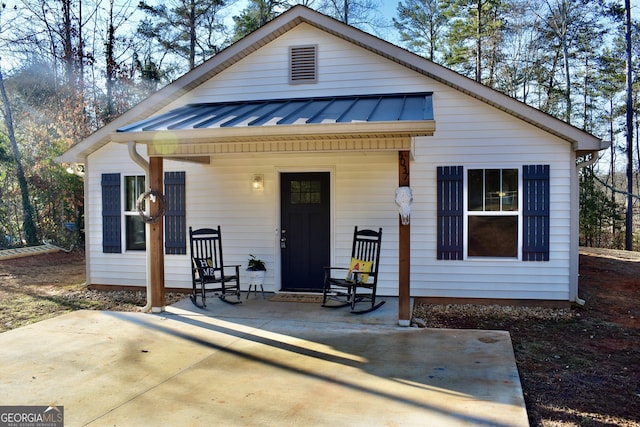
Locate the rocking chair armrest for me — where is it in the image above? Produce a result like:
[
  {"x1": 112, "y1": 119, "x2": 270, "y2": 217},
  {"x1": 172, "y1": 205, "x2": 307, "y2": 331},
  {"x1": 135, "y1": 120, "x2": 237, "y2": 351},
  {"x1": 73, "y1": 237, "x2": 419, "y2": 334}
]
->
[
  {"x1": 223, "y1": 264, "x2": 241, "y2": 274},
  {"x1": 323, "y1": 266, "x2": 348, "y2": 281},
  {"x1": 323, "y1": 266, "x2": 349, "y2": 271}
]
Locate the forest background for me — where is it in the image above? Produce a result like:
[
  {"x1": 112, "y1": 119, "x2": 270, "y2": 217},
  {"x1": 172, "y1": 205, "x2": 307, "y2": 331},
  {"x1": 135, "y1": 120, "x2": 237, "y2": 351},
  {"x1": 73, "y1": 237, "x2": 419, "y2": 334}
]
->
[{"x1": 0, "y1": 0, "x2": 638, "y2": 251}]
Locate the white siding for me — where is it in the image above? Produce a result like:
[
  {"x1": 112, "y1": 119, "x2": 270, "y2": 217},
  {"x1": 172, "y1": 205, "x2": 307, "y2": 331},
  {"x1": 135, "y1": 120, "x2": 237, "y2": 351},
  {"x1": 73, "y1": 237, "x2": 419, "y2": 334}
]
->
[
  {"x1": 85, "y1": 23, "x2": 577, "y2": 301},
  {"x1": 410, "y1": 86, "x2": 573, "y2": 301},
  {"x1": 87, "y1": 144, "x2": 400, "y2": 294},
  {"x1": 162, "y1": 24, "x2": 428, "y2": 110}
]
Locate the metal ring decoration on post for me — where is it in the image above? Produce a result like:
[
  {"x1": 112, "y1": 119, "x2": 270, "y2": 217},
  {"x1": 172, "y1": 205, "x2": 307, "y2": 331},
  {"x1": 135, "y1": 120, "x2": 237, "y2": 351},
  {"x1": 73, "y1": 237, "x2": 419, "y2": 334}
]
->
[{"x1": 137, "y1": 190, "x2": 166, "y2": 224}]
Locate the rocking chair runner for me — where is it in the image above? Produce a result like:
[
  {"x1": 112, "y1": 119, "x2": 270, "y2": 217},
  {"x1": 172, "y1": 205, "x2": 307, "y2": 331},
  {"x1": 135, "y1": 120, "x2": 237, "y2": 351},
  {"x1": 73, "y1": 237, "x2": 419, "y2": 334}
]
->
[
  {"x1": 322, "y1": 227, "x2": 384, "y2": 314},
  {"x1": 189, "y1": 226, "x2": 241, "y2": 307}
]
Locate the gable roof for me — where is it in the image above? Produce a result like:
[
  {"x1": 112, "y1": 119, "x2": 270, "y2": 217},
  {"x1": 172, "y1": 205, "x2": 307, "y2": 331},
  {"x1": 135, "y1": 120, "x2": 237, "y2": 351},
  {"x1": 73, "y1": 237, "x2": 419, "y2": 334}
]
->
[{"x1": 58, "y1": 5, "x2": 604, "y2": 163}]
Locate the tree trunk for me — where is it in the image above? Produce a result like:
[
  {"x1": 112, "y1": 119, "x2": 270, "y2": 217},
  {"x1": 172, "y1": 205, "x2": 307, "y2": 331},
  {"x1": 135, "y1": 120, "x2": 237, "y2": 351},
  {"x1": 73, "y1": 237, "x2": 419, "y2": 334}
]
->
[
  {"x1": 475, "y1": 0, "x2": 482, "y2": 82},
  {"x1": 189, "y1": 0, "x2": 196, "y2": 70},
  {"x1": 106, "y1": 1, "x2": 116, "y2": 118},
  {"x1": 0, "y1": 68, "x2": 39, "y2": 246},
  {"x1": 625, "y1": 0, "x2": 634, "y2": 250}
]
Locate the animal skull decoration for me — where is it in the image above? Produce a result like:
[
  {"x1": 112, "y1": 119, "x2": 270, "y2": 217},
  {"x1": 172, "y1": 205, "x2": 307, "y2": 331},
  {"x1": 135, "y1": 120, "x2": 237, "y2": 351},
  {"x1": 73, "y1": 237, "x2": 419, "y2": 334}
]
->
[{"x1": 395, "y1": 186, "x2": 413, "y2": 225}]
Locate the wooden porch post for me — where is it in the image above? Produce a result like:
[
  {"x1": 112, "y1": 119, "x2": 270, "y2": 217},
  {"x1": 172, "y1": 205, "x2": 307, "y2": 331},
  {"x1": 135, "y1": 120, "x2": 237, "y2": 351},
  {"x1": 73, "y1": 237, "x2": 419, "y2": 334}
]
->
[
  {"x1": 398, "y1": 150, "x2": 411, "y2": 326},
  {"x1": 149, "y1": 156, "x2": 165, "y2": 311}
]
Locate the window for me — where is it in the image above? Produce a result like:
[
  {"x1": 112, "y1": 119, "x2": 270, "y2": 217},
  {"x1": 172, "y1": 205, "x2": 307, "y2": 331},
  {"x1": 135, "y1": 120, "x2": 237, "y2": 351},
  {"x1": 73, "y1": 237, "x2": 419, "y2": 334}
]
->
[
  {"x1": 467, "y1": 168, "x2": 519, "y2": 258},
  {"x1": 101, "y1": 172, "x2": 186, "y2": 254},
  {"x1": 290, "y1": 179, "x2": 322, "y2": 204},
  {"x1": 437, "y1": 165, "x2": 550, "y2": 261},
  {"x1": 124, "y1": 176, "x2": 146, "y2": 251}
]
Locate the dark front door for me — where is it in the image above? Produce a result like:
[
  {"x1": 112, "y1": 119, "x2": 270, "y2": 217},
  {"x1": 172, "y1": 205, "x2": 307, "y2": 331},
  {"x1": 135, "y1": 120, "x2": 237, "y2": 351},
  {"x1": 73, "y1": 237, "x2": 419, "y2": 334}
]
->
[{"x1": 280, "y1": 172, "x2": 330, "y2": 291}]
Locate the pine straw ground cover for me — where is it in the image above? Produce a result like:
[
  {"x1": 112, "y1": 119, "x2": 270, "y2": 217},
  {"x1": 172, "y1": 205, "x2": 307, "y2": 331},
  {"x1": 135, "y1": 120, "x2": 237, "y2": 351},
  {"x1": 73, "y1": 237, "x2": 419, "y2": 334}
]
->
[{"x1": 0, "y1": 248, "x2": 639, "y2": 426}]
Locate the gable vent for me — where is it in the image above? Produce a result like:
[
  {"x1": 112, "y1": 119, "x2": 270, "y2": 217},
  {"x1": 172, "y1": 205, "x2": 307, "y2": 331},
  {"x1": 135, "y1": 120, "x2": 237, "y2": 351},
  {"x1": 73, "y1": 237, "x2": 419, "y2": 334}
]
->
[{"x1": 289, "y1": 45, "x2": 317, "y2": 84}]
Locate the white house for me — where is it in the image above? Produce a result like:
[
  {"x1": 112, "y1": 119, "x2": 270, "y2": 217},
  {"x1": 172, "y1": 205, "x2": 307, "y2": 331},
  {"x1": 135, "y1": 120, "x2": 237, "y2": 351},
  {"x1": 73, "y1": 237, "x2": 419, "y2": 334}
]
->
[{"x1": 58, "y1": 6, "x2": 606, "y2": 322}]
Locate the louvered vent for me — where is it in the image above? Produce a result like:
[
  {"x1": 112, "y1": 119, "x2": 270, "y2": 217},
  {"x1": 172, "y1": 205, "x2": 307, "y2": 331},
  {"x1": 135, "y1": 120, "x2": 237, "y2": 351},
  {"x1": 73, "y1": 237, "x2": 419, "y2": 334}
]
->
[{"x1": 289, "y1": 45, "x2": 317, "y2": 84}]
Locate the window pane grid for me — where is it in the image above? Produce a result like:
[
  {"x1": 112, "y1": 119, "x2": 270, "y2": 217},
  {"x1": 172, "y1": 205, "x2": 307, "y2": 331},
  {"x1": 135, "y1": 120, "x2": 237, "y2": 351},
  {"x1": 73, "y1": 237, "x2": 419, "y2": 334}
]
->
[
  {"x1": 468, "y1": 169, "x2": 518, "y2": 212},
  {"x1": 124, "y1": 176, "x2": 145, "y2": 212},
  {"x1": 290, "y1": 180, "x2": 322, "y2": 205},
  {"x1": 124, "y1": 175, "x2": 145, "y2": 251},
  {"x1": 467, "y1": 168, "x2": 519, "y2": 258}
]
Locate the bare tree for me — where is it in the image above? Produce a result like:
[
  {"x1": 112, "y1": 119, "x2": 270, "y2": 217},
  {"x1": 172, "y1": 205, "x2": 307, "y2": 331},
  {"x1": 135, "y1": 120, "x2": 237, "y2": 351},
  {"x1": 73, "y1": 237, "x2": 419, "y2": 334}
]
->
[
  {"x1": 0, "y1": 66, "x2": 38, "y2": 245},
  {"x1": 624, "y1": 0, "x2": 634, "y2": 250},
  {"x1": 318, "y1": 0, "x2": 386, "y2": 35}
]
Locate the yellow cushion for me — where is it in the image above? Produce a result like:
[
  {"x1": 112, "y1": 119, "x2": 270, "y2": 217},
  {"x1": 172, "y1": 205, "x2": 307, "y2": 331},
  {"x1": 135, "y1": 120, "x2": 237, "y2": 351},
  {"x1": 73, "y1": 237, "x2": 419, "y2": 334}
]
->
[{"x1": 345, "y1": 258, "x2": 373, "y2": 283}]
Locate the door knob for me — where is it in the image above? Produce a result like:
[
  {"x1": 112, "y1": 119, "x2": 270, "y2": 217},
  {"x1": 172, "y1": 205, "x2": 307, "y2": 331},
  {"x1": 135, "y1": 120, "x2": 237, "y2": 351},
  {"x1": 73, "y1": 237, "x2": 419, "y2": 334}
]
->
[{"x1": 280, "y1": 229, "x2": 287, "y2": 249}]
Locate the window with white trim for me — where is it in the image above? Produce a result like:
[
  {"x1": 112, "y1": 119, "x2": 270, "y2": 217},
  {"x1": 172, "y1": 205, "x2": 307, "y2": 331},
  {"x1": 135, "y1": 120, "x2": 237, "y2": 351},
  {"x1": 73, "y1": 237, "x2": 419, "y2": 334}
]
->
[
  {"x1": 467, "y1": 168, "x2": 519, "y2": 258},
  {"x1": 437, "y1": 164, "x2": 550, "y2": 262},
  {"x1": 124, "y1": 175, "x2": 146, "y2": 251},
  {"x1": 101, "y1": 172, "x2": 186, "y2": 255}
]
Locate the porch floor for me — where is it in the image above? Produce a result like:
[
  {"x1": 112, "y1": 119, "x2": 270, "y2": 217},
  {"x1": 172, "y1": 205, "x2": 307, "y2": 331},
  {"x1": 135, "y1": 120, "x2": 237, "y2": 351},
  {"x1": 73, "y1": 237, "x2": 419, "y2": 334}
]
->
[{"x1": 0, "y1": 295, "x2": 528, "y2": 426}]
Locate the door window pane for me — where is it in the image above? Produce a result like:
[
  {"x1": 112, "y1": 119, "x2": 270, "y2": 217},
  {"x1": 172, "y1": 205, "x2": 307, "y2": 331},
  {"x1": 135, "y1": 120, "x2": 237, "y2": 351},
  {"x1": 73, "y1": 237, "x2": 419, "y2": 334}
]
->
[{"x1": 290, "y1": 180, "x2": 321, "y2": 204}]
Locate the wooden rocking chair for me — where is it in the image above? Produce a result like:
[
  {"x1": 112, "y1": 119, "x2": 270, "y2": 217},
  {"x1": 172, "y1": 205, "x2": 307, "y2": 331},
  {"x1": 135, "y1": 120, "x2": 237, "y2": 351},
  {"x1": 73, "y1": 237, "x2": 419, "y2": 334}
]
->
[
  {"x1": 322, "y1": 227, "x2": 384, "y2": 314},
  {"x1": 189, "y1": 226, "x2": 241, "y2": 307}
]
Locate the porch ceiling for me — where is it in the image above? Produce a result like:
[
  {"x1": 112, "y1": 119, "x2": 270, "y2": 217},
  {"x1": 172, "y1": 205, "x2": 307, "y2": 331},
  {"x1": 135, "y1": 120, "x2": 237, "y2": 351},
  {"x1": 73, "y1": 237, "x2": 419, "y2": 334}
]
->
[{"x1": 112, "y1": 93, "x2": 435, "y2": 155}]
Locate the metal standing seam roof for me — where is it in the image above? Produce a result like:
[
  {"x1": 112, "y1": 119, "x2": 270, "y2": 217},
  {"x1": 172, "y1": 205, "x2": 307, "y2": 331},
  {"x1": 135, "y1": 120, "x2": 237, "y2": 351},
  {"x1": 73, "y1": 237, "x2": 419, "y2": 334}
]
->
[{"x1": 117, "y1": 93, "x2": 434, "y2": 133}]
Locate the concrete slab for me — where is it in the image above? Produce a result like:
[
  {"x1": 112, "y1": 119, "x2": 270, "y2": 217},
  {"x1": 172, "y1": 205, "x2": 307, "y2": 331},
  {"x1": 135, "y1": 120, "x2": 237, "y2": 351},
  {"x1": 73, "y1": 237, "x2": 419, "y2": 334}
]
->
[{"x1": 0, "y1": 296, "x2": 528, "y2": 426}]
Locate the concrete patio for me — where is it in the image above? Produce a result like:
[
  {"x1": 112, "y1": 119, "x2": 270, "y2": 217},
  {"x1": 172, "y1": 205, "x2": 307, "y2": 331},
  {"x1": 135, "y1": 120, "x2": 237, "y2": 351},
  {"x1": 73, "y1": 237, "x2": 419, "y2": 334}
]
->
[{"x1": 0, "y1": 295, "x2": 528, "y2": 426}]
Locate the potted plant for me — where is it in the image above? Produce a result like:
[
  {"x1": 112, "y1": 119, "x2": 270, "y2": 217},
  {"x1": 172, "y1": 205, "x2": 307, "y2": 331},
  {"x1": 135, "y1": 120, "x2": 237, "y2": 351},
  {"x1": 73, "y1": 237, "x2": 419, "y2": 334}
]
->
[
  {"x1": 246, "y1": 254, "x2": 267, "y2": 286},
  {"x1": 247, "y1": 254, "x2": 267, "y2": 272}
]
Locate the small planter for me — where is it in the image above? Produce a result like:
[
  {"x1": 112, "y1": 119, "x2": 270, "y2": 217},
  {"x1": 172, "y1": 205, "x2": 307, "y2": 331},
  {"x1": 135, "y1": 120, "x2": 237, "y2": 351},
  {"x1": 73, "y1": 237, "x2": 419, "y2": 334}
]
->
[
  {"x1": 246, "y1": 255, "x2": 267, "y2": 299},
  {"x1": 246, "y1": 269, "x2": 266, "y2": 285}
]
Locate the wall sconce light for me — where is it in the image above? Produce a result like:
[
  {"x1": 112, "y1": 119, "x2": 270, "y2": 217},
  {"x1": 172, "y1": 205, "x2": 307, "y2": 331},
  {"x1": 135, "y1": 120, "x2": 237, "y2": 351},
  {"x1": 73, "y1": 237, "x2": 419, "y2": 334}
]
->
[{"x1": 252, "y1": 174, "x2": 264, "y2": 191}]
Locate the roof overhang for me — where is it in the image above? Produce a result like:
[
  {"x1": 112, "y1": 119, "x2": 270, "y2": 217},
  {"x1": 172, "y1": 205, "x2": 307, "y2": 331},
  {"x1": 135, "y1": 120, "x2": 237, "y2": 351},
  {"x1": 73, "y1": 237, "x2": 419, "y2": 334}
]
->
[
  {"x1": 110, "y1": 93, "x2": 435, "y2": 156},
  {"x1": 111, "y1": 121, "x2": 434, "y2": 156}
]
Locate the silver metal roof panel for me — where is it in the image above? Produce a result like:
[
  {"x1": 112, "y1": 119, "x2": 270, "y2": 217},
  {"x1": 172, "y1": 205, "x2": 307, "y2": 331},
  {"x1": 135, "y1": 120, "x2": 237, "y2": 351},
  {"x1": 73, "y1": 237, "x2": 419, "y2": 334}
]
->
[{"x1": 117, "y1": 93, "x2": 433, "y2": 133}]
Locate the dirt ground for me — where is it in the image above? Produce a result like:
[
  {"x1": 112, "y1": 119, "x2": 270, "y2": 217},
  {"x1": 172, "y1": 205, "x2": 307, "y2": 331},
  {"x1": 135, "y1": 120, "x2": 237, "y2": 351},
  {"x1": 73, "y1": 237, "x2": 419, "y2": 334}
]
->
[
  {"x1": 0, "y1": 248, "x2": 639, "y2": 426},
  {"x1": 0, "y1": 251, "x2": 186, "y2": 331}
]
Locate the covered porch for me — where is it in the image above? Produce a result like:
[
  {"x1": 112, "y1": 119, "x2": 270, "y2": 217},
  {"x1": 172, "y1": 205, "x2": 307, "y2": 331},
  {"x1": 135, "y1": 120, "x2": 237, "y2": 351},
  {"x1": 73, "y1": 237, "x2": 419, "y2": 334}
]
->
[{"x1": 116, "y1": 93, "x2": 436, "y2": 325}]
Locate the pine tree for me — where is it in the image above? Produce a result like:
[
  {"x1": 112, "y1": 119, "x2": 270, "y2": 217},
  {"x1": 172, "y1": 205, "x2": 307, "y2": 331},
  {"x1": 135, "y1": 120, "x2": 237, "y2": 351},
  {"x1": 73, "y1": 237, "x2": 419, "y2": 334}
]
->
[
  {"x1": 232, "y1": 0, "x2": 286, "y2": 41},
  {"x1": 138, "y1": 0, "x2": 227, "y2": 71},
  {"x1": 442, "y1": 0, "x2": 509, "y2": 84},
  {"x1": 393, "y1": 0, "x2": 447, "y2": 61}
]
